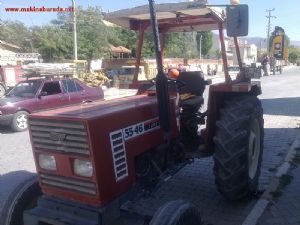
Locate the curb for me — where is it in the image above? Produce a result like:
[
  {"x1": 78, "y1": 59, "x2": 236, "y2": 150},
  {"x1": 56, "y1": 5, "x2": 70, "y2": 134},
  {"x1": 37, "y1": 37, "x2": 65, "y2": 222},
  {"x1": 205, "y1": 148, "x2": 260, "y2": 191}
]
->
[
  {"x1": 242, "y1": 134, "x2": 300, "y2": 225},
  {"x1": 283, "y1": 65, "x2": 297, "y2": 71}
]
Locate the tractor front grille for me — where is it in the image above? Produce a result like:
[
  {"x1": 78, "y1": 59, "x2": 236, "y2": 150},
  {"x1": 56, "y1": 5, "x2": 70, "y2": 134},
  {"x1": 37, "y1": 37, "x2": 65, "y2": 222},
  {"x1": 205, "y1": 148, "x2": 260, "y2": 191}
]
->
[
  {"x1": 110, "y1": 130, "x2": 128, "y2": 182},
  {"x1": 40, "y1": 173, "x2": 97, "y2": 195},
  {"x1": 29, "y1": 119, "x2": 90, "y2": 155}
]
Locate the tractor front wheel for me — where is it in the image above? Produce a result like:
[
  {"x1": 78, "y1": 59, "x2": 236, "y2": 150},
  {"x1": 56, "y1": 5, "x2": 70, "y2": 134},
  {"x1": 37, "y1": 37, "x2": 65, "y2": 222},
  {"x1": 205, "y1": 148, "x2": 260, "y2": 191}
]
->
[
  {"x1": 150, "y1": 200, "x2": 202, "y2": 225},
  {"x1": 213, "y1": 96, "x2": 264, "y2": 201},
  {"x1": 0, "y1": 175, "x2": 41, "y2": 225}
]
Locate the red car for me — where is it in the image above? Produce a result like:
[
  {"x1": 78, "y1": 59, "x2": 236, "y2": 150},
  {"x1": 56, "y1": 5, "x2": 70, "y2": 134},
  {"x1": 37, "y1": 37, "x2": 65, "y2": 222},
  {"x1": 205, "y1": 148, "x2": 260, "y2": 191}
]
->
[{"x1": 0, "y1": 77, "x2": 104, "y2": 131}]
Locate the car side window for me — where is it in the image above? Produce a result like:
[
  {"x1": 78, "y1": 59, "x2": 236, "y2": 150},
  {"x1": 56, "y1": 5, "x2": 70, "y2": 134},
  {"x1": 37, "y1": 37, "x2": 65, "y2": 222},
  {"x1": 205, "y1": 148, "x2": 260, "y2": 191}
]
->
[
  {"x1": 62, "y1": 79, "x2": 84, "y2": 93},
  {"x1": 41, "y1": 81, "x2": 62, "y2": 95}
]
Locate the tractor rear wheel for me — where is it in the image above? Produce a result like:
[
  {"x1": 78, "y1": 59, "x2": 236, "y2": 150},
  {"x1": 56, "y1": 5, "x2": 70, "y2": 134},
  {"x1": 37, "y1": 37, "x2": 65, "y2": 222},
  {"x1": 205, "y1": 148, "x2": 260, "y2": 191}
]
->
[
  {"x1": 213, "y1": 96, "x2": 264, "y2": 201},
  {"x1": 150, "y1": 200, "x2": 202, "y2": 225},
  {"x1": 0, "y1": 175, "x2": 41, "y2": 225}
]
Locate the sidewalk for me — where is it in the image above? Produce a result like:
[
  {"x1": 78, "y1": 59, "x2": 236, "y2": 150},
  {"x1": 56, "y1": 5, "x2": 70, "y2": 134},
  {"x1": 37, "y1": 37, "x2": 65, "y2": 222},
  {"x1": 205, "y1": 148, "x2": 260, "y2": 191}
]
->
[
  {"x1": 258, "y1": 167, "x2": 300, "y2": 225},
  {"x1": 257, "y1": 141, "x2": 300, "y2": 225}
]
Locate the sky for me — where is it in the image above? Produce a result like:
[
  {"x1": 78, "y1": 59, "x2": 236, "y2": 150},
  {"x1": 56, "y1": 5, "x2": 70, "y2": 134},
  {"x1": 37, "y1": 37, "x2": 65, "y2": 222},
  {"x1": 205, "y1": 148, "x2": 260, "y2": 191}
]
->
[{"x1": 0, "y1": 0, "x2": 300, "y2": 41}]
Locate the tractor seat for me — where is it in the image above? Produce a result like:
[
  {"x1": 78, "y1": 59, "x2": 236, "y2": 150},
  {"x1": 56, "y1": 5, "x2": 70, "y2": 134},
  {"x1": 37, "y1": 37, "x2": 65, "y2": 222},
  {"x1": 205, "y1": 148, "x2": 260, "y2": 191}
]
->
[{"x1": 179, "y1": 96, "x2": 204, "y2": 109}]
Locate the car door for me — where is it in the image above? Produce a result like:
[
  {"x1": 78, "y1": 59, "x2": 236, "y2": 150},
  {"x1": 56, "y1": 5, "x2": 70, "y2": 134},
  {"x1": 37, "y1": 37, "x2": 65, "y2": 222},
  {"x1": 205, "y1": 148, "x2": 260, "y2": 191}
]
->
[
  {"x1": 37, "y1": 81, "x2": 69, "y2": 111},
  {"x1": 61, "y1": 79, "x2": 86, "y2": 104}
]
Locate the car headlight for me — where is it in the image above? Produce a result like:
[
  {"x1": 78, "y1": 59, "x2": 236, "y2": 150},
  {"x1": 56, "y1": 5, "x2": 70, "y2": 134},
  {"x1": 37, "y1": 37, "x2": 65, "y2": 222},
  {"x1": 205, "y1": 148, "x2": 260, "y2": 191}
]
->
[
  {"x1": 39, "y1": 154, "x2": 56, "y2": 171},
  {"x1": 74, "y1": 159, "x2": 93, "y2": 177}
]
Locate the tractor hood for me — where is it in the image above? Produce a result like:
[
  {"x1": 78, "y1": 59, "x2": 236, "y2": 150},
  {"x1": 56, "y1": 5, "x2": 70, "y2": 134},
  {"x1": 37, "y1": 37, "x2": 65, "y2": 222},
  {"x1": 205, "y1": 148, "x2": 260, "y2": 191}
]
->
[{"x1": 104, "y1": 1, "x2": 225, "y2": 33}]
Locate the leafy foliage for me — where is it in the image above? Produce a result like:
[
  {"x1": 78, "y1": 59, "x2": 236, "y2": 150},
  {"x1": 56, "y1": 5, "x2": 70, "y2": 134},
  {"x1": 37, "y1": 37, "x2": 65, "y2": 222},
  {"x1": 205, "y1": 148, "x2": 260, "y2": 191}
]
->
[
  {"x1": 0, "y1": 20, "x2": 32, "y2": 51},
  {"x1": 165, "y1": 32, "x2": 196, "y2": 58},
  {"x1": 52, "y1": 6, "x2": 110, "y2": 60},
  {"x1": 0, "y1": 6, "x2": 214, "y2": 61},
  {"x1": 31, "y1": 26, "x2": 72, "y2": 62},
  {"x1": 109, "y1": 27, "x2": 138, "y2": 57},
  {"x1": 288, "y1": 46, "x2": 300, "y2": 64},
  {"x1": 196, "y1": 31, "x2": 213, "y2": 57}
]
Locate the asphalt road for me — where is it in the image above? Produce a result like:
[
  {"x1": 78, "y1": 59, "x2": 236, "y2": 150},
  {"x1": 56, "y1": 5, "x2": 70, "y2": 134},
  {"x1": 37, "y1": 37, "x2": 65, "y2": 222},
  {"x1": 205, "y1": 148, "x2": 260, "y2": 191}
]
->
[{"x1": 0, "y1": 66, "x2": 300, "y2": 224}]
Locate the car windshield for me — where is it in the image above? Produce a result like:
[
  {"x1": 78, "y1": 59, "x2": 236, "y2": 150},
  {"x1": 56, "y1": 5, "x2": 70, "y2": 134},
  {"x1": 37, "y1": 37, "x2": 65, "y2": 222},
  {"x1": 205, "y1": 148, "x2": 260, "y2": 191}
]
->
[{"x1": 7, "y1": 80, "x2": 42, "y2": 97}]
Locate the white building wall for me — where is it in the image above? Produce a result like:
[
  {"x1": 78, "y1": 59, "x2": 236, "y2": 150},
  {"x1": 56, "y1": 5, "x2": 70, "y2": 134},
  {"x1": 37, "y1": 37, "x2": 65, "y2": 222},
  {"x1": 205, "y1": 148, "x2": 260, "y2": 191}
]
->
[
  {"x1": 0, "y1": 48, "x2": 18, "y2": 66},
  {"x1": 230, "y1": 43, "x2": 257, "y2": 65}
]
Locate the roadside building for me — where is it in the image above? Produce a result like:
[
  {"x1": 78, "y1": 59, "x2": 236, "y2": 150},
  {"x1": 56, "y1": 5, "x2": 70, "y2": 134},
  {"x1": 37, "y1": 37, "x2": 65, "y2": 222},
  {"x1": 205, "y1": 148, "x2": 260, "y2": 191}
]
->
[
  {"x1": 209, "y1": 33, "x2": 233, "y2": 61},
  {"x1": 228, "y1": 40, "x2": 258, "y2": 65},
  {"x1": 0, "y1": 39, "x2": 21, "y2": 66}
]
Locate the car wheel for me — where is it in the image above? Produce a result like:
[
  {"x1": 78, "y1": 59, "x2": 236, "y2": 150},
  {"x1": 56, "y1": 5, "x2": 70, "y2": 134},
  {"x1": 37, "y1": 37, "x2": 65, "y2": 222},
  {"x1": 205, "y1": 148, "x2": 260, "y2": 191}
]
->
[{"x1": 11, "y1": 111, "x2": 29, "y2": 132}]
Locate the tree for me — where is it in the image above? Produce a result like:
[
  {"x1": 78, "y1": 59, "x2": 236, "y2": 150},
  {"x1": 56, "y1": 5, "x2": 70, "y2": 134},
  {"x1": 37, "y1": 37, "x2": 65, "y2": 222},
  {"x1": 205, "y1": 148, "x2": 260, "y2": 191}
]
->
[
  {"x1": 0, "y1": 20, "x2": 32, "y2": 51},
  {"x1": 108, "y1": 27, "x2": 138, "y2": 57},
  {"x1": 32, "y1": 26, "x2": 72, "y2": 62},
  {"x1": 0, "y1": 6, "x2": 214, "y2": 61},
  {"x1": 196, "y1": 31, "x2": 213, "y2": 57},
  {"x1": 164, "y1": 32, "x2": 199, "y2": 58},
  {"x1": 215, "y1": 50, "x2": 222, "y2": 60},
  {"x1": 52, "y1": 6, "x2": 110, "y2": 60},
  {"x1": 288, "y1": 46, "x2": 300, "y2": 64}
]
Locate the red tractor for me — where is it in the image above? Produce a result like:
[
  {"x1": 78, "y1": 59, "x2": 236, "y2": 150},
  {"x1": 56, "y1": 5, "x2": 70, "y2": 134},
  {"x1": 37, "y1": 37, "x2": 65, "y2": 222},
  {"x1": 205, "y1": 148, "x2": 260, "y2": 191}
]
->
[{"x1": 1, "y1": 1, "x2": 264, "y2": 225}]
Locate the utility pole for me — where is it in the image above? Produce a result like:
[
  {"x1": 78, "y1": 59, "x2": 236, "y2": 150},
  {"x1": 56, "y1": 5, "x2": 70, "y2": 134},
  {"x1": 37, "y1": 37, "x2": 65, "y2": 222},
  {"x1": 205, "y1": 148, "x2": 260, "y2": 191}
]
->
[
  {"x1": 266, "y1": 8, "x2": 276, "y2": 54},
  {"x1": 199, "y1": 34, "x2": 203, "y2": 60},
  {"x1": 72, "y1": 0, "x2": 78, "y2": 60}
]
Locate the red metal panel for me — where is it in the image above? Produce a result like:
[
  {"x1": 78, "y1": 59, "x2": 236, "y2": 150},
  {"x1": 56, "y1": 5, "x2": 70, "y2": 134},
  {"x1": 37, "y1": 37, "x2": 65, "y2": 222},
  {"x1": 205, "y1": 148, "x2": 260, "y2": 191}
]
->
[
  {"x1": 30, "y1": 95, "x2": 179, "y2": 207},
  {"x1": 159, "y1": 21, "x2": 217, "y2": 30},
  {"x1": 218, "y1": 22, "x2": 231, "y2": 83},
  {"x1": 86, "y1": 96, "x2": 178, "y2": 205}
]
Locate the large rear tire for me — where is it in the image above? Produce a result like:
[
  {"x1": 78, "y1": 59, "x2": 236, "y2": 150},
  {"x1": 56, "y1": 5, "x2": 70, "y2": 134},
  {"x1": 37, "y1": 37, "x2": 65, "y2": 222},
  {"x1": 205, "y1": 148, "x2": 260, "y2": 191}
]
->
[
  {"x1": 213, "y1": 96, "x2": 264, "y2": 201},
  {"x1": 150, "y1": 200, "x2": 202, "y2": 225},
  {"x1": 0, "y1": 175, "x2": 41, "y2": 225}
]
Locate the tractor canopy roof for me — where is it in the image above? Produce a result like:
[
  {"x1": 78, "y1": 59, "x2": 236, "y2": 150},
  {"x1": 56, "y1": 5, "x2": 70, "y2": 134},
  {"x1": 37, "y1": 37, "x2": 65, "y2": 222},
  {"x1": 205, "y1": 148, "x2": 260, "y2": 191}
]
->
[{"x1": 104, "y1": 1, "x2": 225, "y2": 33}]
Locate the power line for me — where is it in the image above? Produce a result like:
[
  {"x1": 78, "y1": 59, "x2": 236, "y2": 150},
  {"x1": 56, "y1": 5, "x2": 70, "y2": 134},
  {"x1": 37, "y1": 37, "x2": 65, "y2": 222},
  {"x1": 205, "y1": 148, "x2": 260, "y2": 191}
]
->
[{"x1": 266, "y1": 8, "x2": 276, "y2": 53}]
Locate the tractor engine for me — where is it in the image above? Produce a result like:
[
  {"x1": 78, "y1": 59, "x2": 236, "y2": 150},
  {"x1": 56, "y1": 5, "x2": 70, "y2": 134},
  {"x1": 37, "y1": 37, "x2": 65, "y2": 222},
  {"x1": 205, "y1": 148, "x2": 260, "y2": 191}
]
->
[{"x1": 27, "y1": 94, "x2": 181, "y2": 209}]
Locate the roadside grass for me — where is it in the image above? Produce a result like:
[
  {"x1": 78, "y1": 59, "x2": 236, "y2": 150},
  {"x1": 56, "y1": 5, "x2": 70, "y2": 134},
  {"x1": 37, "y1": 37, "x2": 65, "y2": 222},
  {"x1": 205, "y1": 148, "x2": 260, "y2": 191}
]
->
[
  {"x1": 291, "y1": 149, "x2": 300, "y2": 166},
  {"x1": 270, "y1": 173, "x2": 294, "y2": 198},
  {"x1": 270, "y1": 149, "x2": 300, "y2": 199}
]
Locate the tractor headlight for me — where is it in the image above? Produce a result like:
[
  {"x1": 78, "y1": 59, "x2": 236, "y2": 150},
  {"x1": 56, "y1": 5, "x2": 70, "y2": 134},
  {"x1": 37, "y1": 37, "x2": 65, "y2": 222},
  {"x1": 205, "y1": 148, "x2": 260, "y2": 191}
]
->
[
  {"x1": 39, "y1": 154, "x2": 56, "y2": 171},
  {"x1": 74, "y1": 159, "x2": 93, "y2": 177}
]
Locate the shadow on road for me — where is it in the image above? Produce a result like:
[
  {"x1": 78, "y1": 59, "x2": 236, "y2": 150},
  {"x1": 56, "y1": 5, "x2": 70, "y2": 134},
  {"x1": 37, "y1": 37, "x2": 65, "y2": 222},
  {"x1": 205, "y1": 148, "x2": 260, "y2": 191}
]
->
[
  {"x1": 0, "y1": 125, "x2": 14, "y2": 134},
  {"x1": 261, "y1": 97, "x2": 300, "y2": 117}
]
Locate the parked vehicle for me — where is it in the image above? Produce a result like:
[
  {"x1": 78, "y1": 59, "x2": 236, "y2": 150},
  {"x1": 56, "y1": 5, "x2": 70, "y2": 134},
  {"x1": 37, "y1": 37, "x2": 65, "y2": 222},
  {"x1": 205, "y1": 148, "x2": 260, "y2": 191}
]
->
[
  {"x1": 1, "y1": 2, "x2": 264, "y2": 225},
  {"x1": 228, "y1": 65, "x2": 240, "y2": 76},
  {"x1": 0, "y1": 77, "x2": 104, "y2": 131},
  {"x1": 106, "y1": 65, "x2": 147, "y2": 87},
  {"x1": 0, "y1": 66, "x2": 24, "y2": 98}
]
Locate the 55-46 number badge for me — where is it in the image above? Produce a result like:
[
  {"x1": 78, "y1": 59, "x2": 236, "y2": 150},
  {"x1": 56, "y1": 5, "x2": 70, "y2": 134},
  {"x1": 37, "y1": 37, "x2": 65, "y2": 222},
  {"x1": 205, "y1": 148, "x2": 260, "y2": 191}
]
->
[{"x1": 122, "y1": 118, "x2": 160, "y2": 140}]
